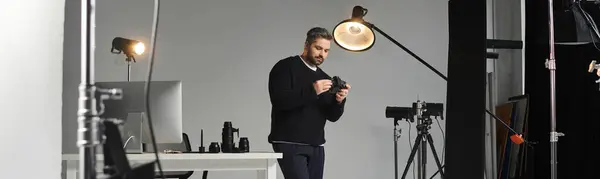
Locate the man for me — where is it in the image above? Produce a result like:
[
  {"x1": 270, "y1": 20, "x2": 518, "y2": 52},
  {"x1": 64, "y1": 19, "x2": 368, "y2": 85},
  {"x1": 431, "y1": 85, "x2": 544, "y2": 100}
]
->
[{"x1": 267, "y1": 27, "x2": 351, "y2": 179}]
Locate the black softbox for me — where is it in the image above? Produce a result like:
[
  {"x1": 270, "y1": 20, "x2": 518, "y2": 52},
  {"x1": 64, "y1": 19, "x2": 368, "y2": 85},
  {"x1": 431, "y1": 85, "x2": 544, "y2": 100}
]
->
[{"x1": 556, "y1": 1, "x2": 600, "y2": 44}]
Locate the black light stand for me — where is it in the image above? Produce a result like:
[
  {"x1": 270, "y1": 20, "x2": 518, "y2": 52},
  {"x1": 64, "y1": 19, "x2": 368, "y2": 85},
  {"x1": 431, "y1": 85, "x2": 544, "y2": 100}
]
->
[
  {"x1": 78, "y1": 0, "x2": 156, "y2": 178},
  {"x1": 394, "y1": 121, "x2": 401, "y2": 179},
  {"x1": 386, "y1": 106, "x2": 415, "y2": 179}
]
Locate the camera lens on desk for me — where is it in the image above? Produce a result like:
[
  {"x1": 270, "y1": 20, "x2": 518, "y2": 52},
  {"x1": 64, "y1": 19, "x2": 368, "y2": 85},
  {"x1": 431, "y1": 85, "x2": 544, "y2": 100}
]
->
[
  {"x1": 221, "y1": 121, "x2": 239, "y2": 153},
  {"x1": 209, "y1": 142, "x2": 220, "y2": 153},
  {"x1": 239, "y1": 137, "x2": 249, "y2": 153}
]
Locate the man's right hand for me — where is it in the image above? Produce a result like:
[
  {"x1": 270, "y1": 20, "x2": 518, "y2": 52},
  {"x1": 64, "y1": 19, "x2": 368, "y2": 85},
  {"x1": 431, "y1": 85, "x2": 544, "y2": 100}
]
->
[{"x1": 314, "y1": 79, "x2": 332, "y2": 95}]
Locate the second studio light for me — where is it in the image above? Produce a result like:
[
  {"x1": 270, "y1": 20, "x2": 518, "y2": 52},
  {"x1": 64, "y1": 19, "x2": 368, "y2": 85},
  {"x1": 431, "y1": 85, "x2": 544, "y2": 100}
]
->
[
  {"x1": 110, "y1": 37, "x2": 145, "y2": 81},
  {"x1": 111, "y1": 37, "x2": 145, "y2": 62}
]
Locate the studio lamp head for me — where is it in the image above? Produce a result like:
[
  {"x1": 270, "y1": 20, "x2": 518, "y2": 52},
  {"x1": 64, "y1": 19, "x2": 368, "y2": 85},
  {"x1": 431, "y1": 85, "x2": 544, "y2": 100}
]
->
[
  {"x1": 332, "y1": 6, "x2": 376, "y2": 52},
  {"x1": 111, "y1": 37, "x2": 145, "y2": 62}
]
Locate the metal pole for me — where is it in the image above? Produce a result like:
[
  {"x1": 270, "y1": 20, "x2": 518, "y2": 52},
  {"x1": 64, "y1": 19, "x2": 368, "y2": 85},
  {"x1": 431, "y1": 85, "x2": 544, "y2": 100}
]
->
[
  {"x1": 78, "y1": 0, "x2": 99, "y2": 178},
  {"x1": 394, "y1": 124, "x2": 399, "y2": 179},
  {"x1": 487, "y1": 72, "x2": 498, "y2": 179},
  {"x1": 127, "y1": 62, "x2": 132, "y2": 81},
  {"x1": 546, "y1": 0, "x2": 563, "y2": 178},
  {"x1": 417, "y1": 119, "x2": 423, "y2": 179}
]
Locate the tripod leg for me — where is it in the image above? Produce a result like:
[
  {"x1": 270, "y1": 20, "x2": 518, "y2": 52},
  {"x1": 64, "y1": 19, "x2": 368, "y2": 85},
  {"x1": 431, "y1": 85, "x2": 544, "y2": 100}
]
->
[
  {"x1": 420, "y1": 138, "x2": 427, "y2": 179},
  {"x1": 401, "y1": 133, "x2": 424, "y2": 179},
  {"x1": 426, "y1": 133, "x2": 445, "y2": 178}
]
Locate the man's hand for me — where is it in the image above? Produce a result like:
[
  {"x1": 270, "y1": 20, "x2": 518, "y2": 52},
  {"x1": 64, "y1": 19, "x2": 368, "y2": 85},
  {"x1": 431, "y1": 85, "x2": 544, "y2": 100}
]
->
[
  {"x1": 336, "y1": 84, "x2": 351, "y2": 103},
  {"x1": 314, "y1": 79, "x2": 332, "y2": 95}
]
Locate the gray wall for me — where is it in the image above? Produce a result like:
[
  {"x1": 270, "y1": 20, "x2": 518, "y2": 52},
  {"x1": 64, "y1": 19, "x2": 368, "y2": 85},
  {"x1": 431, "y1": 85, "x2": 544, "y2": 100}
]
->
[
  {"x1": 485, "y1": 0, "x2": 524, "y2": 178},
  {"x1": 1, "y1": 0, "x2": 64, "y2": 178},
  {"x1": 488, "y1": 0, "x2": 524, "y2": 104},
  {"x1": 62, "y1": 0, "x2": 448, "y2": 179}
]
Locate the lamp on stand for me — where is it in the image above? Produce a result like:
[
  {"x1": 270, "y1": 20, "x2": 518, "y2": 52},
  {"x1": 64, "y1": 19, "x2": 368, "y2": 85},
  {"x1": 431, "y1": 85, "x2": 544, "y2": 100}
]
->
[{"x1": 111, "y1": 37, "x2": 145, "y2": 81}]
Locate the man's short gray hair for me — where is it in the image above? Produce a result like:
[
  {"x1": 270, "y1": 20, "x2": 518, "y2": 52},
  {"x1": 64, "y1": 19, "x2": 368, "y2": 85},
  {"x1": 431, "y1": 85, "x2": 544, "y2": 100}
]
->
[{"x1": 305, "y1": 27, "x2": 333, "y2": 44}]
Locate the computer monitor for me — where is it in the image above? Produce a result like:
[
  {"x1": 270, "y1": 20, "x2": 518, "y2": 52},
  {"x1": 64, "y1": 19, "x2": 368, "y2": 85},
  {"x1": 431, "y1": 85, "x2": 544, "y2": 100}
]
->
[{"x1": 95, "y1": 80, "x2": 183, "y2": 152}]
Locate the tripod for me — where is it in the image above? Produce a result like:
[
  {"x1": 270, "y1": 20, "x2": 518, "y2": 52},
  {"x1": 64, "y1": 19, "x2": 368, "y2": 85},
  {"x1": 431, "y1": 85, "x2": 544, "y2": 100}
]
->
[{"x1": 401, "y1": 116, "x2": 444, "y2": 179}]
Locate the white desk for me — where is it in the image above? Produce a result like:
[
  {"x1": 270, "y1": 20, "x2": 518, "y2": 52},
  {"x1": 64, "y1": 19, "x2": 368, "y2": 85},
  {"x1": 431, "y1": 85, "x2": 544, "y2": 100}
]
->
[{"x1": 62, "y1": 152, "x2": 282, "y2": 179}]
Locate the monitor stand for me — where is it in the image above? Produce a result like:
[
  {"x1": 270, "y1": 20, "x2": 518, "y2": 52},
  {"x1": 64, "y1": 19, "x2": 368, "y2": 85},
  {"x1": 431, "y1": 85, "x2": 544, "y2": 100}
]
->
[{"x1": 121, "y1": 112, "x2": 145, "y2": 154}]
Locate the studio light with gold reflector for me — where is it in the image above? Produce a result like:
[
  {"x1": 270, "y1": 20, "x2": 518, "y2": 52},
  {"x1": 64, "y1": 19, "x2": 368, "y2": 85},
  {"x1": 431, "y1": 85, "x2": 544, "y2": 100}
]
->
[{"x1": 332, "y1": 6, "x2": 375, "y2": 52}]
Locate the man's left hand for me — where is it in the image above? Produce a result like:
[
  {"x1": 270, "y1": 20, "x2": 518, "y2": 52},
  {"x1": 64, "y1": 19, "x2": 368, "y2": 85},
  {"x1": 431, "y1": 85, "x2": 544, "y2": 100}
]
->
[{"x1": 336, "y1": 84, "x2": 351, "y2": 103}]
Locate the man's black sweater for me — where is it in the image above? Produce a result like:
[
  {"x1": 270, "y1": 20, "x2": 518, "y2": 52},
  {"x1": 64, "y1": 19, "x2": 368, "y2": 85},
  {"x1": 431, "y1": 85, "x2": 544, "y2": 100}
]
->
[{"x1": 267, "y1": 55, "x2": 346, "y2": 146}]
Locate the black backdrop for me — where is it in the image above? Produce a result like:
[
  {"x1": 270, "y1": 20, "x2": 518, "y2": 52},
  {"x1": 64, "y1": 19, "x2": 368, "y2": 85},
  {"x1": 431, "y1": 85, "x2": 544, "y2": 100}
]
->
[{"x1": 525, "y1": 1, "x2": 600, "y2": 178}]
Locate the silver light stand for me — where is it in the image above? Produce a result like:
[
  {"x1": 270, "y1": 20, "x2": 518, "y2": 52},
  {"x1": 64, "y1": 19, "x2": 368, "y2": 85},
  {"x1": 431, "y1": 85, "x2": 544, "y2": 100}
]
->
[
  {"x1": 393, "y1": 119, "x2": 401, "y2": 179},
  {"x1": 78, "y1": 0, "x2": 123, "y2": 178},
  {"x1": 546, "y1": 0, "x2": 564, "y2": 178},
  {"x1": 127, "y1": 61, "x2": 132, "y2": 81},
  {"x1": 78, "y1": 0, "x2": 100, "y2": 178},
  {"x1": 123, "y1": 58, "x2": 145, "y2": 153},
  {"x1": 125, "y1": 55, "x2": 136, "y2": 81},
  {"x1": 78, "y1": 0, "x2": 162, "y2": 178},
  {"x1": 122, "y1": 39, "x2": 136, "y2": 152}
]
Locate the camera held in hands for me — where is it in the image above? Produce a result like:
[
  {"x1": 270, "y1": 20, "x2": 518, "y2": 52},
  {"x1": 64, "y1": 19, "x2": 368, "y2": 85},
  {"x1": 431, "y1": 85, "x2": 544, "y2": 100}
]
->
[{"x1": 329, "y1": 76, "x2": 348, "y2": 94}]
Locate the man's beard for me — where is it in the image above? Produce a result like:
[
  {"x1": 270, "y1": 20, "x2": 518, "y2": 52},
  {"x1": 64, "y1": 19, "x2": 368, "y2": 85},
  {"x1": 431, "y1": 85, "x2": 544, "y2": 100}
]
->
[{"x1": 307, "y1": 54, "x2": 323, "y2": 66}]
